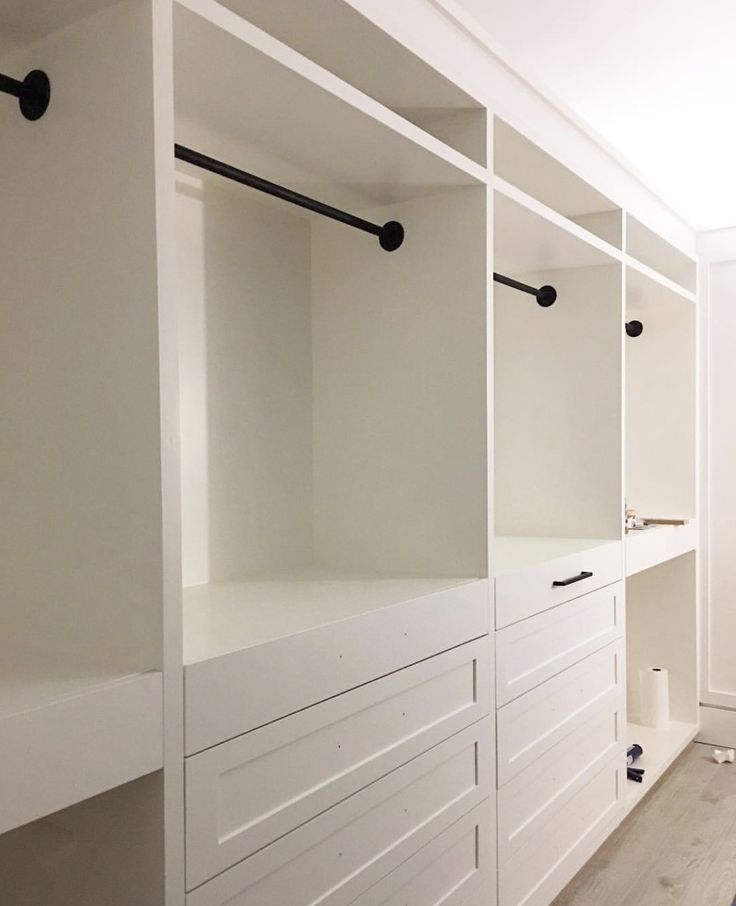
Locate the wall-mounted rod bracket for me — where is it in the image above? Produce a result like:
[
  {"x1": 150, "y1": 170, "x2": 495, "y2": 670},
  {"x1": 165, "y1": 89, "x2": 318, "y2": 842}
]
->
[
  {"x1": 175, "y1": 144, "x2": 404, "y2": 252},
  {"x1": 493, "y1": 272, "x2": 557, "y2": 307},
  {"x1": 0, "y1": 70, "x2": 50, "y2": 121},
  {"x1": 626, "y1": 320, "x2": 644, "y2": 337}
]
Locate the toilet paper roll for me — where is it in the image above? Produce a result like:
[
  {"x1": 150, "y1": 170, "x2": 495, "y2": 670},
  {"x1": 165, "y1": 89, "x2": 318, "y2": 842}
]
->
[{"x1": 639, "y1": 666, "x2": 670, "y2": 729}]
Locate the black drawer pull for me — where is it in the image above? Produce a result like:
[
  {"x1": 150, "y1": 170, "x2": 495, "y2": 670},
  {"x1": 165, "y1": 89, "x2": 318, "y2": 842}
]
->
[{"x1": 553, "y1": 571, "x2": 593, "y2": 587}]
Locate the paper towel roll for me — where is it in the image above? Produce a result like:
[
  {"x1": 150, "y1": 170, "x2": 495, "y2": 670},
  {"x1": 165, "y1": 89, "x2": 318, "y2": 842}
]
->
[{"x1": 639, "y1": 666, "x2": 670, "y2": 729}]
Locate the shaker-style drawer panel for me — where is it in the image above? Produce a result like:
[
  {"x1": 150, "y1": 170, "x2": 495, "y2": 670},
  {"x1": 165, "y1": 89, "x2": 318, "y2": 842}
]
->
[
  {"x1": 499, "y1": 752, "x2": 624, "y2": 906},
  {"x1": 185, "y1": 579, "x2": 489, "y2": 754},
  {"x1": 186, "y1": 639, "x2": 490, "y2": 889},
  {"x1": 495, "y1": 541, "x2": 622, "y2": 629},
  {"x1": 498, "y1": 697, "x2": 624, "y2": 864},
  {"x1": 496, "y1": 582, "x2": 624, "y2": 706},
  {"x1": 187, "y1": 721, "x2": 491, "y2": 906},
  {"x1": 350, "y1": 802, "x2": 492, "y2": 906},
  {"x1": 497, "y1": 639, "x2": 623, "y2": 787}
]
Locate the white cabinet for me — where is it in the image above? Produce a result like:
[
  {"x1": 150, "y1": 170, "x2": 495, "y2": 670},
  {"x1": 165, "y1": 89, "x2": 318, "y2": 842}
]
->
[
  {"x1": 184, "y1": 578, "x2": 489, "y2": 754},
  {"x1": 349, "y1": 802, "x2": 492, "y2": 906},
  {"x1": 496, "y1": 582, "x2": 624, "y2": 705},
  {"x1": 499, "y1": 752, "x2": 624, "y2": 906},
  {"x1": 494, "y1": 542, "x2": 623, "y2": 629},
  {"x1": 497, "y1": 639, "x2": 624, "y2": 787},
  {"x1": 498, "y1": 697, "x2": 625, "y2": 863},
  {"x1": 185, "y1": 639, "x2": 489, "y2": 888},
  {"x1": 186, "y1": 721, "x2": 491, "y2": 906}
]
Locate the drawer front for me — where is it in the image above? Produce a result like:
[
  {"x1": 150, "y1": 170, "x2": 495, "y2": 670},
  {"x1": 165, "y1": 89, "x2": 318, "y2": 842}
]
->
[
  {"x1": 185, "y1": 579, "x2": 489, "y2": 754},
  {"x1": 497, "y1": 639, "x2": 623, "y2": 787},
  {"x1": 499, "y1": 752, "x2": 624, "y2": 906},
  {"x1": 495, "y1": 542, "x2": 622, "y2": 629},
  {"x1": 187, "y1": 721, "x2": 491, "y2": 906},
  {"x1": 498, "y1": 695, "x2": 625, "y2": 863},
  {"x1": 350, "y1": 802, "x2": 492, "y2": 906},
  {"x1": 496, "y1": 583, "x2": 624, "y2": 707},
  {"x1": 186, "y1": 640, "x2": 490, "y2": 889}
]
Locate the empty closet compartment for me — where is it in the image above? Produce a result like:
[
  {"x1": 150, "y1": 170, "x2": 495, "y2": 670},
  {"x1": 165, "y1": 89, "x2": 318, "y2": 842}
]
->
[
  {"x1": 493, "y1": 183, "x2": 623, "y2": 589},
  {"x1": 625, "y1": 554, "x2": 698, "y2": 810},
  {"x1": 625, "y1": 266, "x2": 696, "y2": 534},
  {"x1": 0, "y1": 0, "x2": 165, "y2": 834},
  {"x1": 0, "y1": 773, "x2": 164, "y2": 906},
  {"x1": 173, "y1": 0, "x2": 490, "y2": 749},
  {"x1": 189, "y1": 0, "x2": 488, "y2": 166},
  {"x1": 626, "y1": 214, "x2": 697, "y2": 292},
  {"x1": 494, "y1": 118, "x2": 622, "y2": 248}
]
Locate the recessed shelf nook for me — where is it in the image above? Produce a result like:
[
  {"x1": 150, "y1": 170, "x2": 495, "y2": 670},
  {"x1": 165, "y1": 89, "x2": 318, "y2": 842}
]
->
[{"x1": 494, "y1": 118, "x2": 623, "y2": 250}]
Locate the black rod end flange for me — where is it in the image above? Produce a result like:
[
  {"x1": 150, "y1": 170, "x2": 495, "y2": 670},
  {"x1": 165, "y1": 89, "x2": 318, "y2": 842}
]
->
[
  {"x1": 19, "y1": 70, "x2": 51, "y2": 120},
  {"x1": 379, "y1": 220, "x2": 404, "y2": 252},
  {"x1": 626, "y1": 319, "x2": 644, "y2": 337},
  {"x1": 536, "y1": 285, "x2": 557, "y2": 307}
]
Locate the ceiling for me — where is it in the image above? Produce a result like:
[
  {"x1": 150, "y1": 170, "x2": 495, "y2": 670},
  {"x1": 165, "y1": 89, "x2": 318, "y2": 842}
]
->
[{"x1": 454, "y1": 0, "x2": 736, "y2": 232}]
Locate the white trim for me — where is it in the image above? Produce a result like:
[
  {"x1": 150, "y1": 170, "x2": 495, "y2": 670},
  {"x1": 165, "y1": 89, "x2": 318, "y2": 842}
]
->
[{"x1": 697, "y1": 704, "x2": 736, "y2": 748}]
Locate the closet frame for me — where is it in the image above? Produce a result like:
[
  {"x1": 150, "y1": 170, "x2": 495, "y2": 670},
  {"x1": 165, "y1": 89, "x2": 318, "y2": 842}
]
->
[{"x1": 0, "y1": 1, "x2": 700, "y2": 905}]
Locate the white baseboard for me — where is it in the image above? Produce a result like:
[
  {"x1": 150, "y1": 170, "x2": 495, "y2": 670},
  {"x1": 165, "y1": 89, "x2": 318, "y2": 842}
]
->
[{"x1": 697, "y1": 704, "x2": 736, "y2": 747}]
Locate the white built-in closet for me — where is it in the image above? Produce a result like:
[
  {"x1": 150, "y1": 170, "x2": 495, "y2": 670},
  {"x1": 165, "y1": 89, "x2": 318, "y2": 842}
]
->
[{"x1": 0, "y1": 1, "x2": 700, "y2": 905}]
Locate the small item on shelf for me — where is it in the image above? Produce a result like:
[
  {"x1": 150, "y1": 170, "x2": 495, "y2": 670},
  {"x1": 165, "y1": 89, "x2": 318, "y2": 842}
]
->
[
  {"x1": 640, "y1": 666, "x2": 670, "y2": 729},
  {"x1": 712, "y1": 748, "x2": 735, "y2": 764},
  {"x1": 626, "y1": 743, "x2": 645, "y2": 782},
  {"x1": 642, "y1": 517, "x2": 690, "y2": 526},
  {"x1": 626, "y1": 508, "x2": 648, "y2": 532},
  {"x1": 627, "y1": 743, "x2": 643, "y2": 766}
]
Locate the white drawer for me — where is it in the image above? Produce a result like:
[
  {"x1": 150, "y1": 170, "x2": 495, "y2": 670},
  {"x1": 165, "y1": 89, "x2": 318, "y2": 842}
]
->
[
  {"x1": 498, "y1": 694, "x2": 625, "y2": 863},
  {"x1": 186, "y1": 639, "x2": 490, "y2": 889},
  {"x1": 350, "y1": 802, "x2": 492, "y2": 906},
  {"x1": 185, "y1": 579, "x2": 489, "y2": 754},
  {"x1": 497, "y1": 639, "x2": 623, "y2": 787},
  {"x1": 499, "y1": 751, "x2": 624, "y2": 906},
  {"x1": 187, "y1": 720, "x2": 491, "y2": 906},
  {"x1": 495, "y1": 541, "x2": 622, "y2": 629},
  {"x1": 496, "y1": 582, "x2": 624, "y2": 706}
]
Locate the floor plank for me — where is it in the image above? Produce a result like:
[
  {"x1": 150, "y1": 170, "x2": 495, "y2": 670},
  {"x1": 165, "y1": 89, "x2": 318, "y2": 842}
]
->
[{"x1": 552, "y1": 743, "x2": 736, "y2": 906}]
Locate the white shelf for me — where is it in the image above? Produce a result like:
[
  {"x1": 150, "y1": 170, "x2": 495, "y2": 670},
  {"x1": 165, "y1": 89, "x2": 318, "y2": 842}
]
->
[
  {"x1": 494, "y1": 178, "x2": 622, "y2": 274},
  {"x1": 183, "y1": 572, "x2": 482, "y2": 665},
  {"x1": 493, "y1": 536, "x2": 620, "y2": 576},
  {"x1": 625, "y1": 521, "x2": 697, "y2": 577},
  {"x1": 0, "y1": 650, "x2": 163, "y2": 835},
  {"x1": 625, "y1": 720, "x2": 698, "y2": 812},
  {"x1": 626, "y1": 255, "x2": 697, "y2": 305},
  {"x1": 174, "y1": 0, "x2": 487, "y2": 212}
]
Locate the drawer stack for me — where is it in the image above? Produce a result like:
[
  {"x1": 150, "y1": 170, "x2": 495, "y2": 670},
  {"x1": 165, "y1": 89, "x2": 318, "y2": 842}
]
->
[
  {"x1": 183, "y1": 579, "x2": 493, "y2": 905},
  {"x1": 494, "y1": 545, "x2": 626, "y2": 906}
]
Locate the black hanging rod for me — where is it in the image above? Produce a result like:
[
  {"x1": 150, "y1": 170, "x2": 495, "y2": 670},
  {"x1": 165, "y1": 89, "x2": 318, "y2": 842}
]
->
[
  {"x1": 493, "y1": 272, "x2": 557, "y2": 307},
  {"x1": 175, "y1": 144, "x2": 404, "y2": 252},
  {"x1": 0, "y1": 69, "x2": 50, "y2": 121},
  {"x1": 626, "y1": 320, "x2": 644, "y2": 337}
]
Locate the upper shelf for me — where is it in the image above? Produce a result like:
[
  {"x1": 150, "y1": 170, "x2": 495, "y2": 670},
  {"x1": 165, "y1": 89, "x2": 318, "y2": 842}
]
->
[
  {"x1": 626, "y1": 214, "x2": 697, "y2": 294},
  {"x1": 627, "y1": 255, "x2": 697, "y2": 305},
  {"x1": 494, "y1": 178, "x2": 622, "y2": 274},
  {"x1": 494, "y1": 118, "x2": 622, "y2": 249},
  {"x1": 0, "y1": 651, "x2": 162, "y2": 835},
  {"x1": 625, "y1": 522, "x2": 697, "y2": 577},
  {"x1": 196, "y1": 0, "x2": 488, "y2": 166},
  {"x1": 174, "y1": 0, "x2": 487, "y2": 211}
]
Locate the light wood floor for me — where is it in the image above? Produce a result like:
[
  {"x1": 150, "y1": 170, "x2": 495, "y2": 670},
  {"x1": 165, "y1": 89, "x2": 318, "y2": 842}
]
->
[{"x1": 552, "y1": 744, "x2": 736, "y2": 906}]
